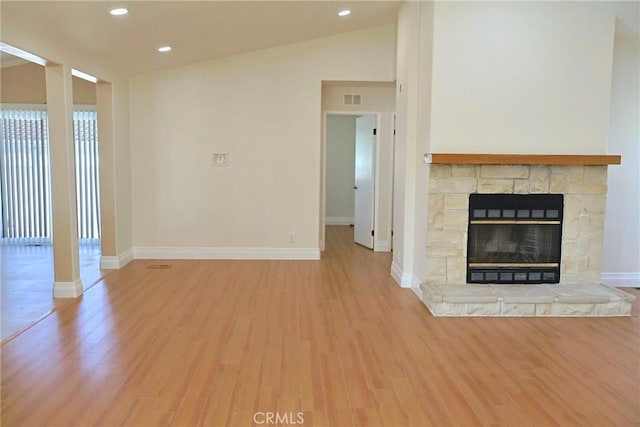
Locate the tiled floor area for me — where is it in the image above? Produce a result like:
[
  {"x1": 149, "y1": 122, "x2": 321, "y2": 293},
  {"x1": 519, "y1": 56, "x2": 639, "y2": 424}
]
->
[{"x1": 1, "y1": 243, "x2": 107, "y2": 341}]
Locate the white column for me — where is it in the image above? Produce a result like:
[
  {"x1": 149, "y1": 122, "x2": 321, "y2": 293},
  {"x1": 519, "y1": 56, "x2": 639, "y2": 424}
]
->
[
  {"x1": 96, "y1": 82, "x2": 119, "y2": 268},
  {"x1": 391, "y1": 1, "x2": 435, "y2": 288},
  {"x1": 46, "y1": 64, "x2": 83, "y2": 297}
]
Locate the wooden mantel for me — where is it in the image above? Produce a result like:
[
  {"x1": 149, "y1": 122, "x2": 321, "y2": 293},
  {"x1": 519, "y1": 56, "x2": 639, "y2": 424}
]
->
[{"x1": 424, "y1": 153, "x2": 621, "y2": 166}]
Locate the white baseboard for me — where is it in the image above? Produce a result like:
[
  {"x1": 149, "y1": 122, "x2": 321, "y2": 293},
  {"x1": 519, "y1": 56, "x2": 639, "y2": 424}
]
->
[
  {"x1": 390, "y1": 261, "x2": 403, "y2": 285},
  {"x1": 390, "y1": 261, "x2": 419, "y2": 288},
  {"x1": 53, "y1": 279, "x2": 83, "y2": 298},
  {"x1": 326, "y1": 217, "x2": 354, "y2": 226},
  {"x1": 411, "y1": 285, "x2": 423, "y2": 300},
  {"x1": 374, "y1": 240, "x2": 391, "y2": 252},
  {"x1": 100, "y1": 248, "x2": 134, "y2": 269},
  {"x1": 133, "y1": 246, "x2": 321, "y2": 260},
  {"x1": 601, "y1": 272, "x2": 640, "y2": 287},
  {"x1": 100, "y1": 256, "x2": 120, "y2": 269}
]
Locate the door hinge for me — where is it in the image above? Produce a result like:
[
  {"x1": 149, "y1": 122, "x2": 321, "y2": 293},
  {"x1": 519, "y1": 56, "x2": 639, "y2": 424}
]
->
[
  {"x1": 373, "y1": 128, "x2": 377, "y2": 136},
  {"x1": 393, "y1": 129, "x2": 396, "y2": 135},
  {"x1": 371, "y1": 229, "x2": 374, "y2": 237}
]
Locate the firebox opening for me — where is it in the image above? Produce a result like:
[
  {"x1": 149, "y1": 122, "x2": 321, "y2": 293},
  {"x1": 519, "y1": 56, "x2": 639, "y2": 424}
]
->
[{"x1": 467, "y1": 194, "x2": 564, "y2": 284}]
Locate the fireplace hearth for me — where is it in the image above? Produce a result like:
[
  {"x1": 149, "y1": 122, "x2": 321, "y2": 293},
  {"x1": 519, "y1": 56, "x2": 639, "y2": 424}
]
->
[{"x1": 467, "y1": 193, "x2": 563, "y2": 284}]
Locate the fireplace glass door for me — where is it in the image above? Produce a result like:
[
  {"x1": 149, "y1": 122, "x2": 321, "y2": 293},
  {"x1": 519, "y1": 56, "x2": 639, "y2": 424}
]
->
[{"x1": 467, "y1": 194, "x2": 563, "y2": 284}]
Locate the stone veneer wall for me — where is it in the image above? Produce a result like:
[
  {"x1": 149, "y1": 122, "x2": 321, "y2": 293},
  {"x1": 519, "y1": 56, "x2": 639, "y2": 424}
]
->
[{"x1": 426, "y1": 164, "x2": 608, "y2": 286}]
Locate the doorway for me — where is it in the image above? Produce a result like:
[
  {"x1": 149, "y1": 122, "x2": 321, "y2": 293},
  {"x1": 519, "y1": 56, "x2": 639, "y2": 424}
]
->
[{"x1": 323, "y1": 112, "x2": 393, "y2": 252}]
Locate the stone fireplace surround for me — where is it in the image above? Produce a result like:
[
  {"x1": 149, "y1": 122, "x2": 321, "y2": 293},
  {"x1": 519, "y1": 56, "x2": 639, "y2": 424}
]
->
[{"x1": 420, "y1": 154, "x2": 636, "y2": 317}]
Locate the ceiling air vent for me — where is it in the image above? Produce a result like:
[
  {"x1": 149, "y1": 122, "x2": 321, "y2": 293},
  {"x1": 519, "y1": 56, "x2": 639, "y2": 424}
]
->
[{"x1": 343, "y1": 94, "x2": 362, "y2": 106}]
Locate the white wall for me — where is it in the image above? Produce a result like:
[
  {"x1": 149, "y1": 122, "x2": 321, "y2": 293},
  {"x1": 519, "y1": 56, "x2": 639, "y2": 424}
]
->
[
  {"x1": 322, "y1": 83, "x2": 396, "y2": 112},
  {"x1": 130, "y1": 25, "x2": 396, "y2": 258},
  {"x1": 112, "y1": 79, "x2": 132, "y2": 254},
  {"x1": 430, "y1": 1, "x2": 615, "y2": 154},
  {"x1": 602, "y1": 5, "x2": 640, "y2": 284},
  {"x1": 392, "y1": 2, "x2": 416, "y2": 284},
  {"x1": 325, "y1": 115, "x2": 356, "y2": 224}
]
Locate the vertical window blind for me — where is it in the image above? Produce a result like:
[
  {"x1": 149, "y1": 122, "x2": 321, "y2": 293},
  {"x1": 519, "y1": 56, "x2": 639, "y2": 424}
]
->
[
  {"x1": 0, "y1": 108, "x2": 52, "y2": 244},
  {"x1": 73, "y1": 109, "x2": 101, "y2": 242},
  {"x1": 0, "y1": 106, "x2": 100, "y2": 244}
]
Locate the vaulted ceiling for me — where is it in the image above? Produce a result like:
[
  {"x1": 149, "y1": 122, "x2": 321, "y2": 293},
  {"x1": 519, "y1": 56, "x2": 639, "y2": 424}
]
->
[
  {"x1": 1, "y1": 1, "x2": 637, "y2": 80},
  {"x1": 1, "y1": 1, "x2": 400, "y2": 77}
]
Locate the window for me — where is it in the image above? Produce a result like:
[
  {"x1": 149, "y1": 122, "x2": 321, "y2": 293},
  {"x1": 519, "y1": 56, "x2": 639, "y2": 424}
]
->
[{"x1": 0, "y1": 106, "x2": 100, "y2": 244}]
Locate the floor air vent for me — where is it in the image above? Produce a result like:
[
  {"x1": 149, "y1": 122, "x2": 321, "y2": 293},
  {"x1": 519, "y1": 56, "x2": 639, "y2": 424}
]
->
[{"x1": 146, "y1": 264, "x2": 172, "y2": 269}]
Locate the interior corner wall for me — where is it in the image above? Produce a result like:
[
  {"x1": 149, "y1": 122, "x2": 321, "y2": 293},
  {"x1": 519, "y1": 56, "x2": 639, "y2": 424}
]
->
[
  {"x1": 129, "y1": 25, "x2": 396, "y2": 255},
  {"x1": 429, "y1": 1, "x2": 615, "y2": 154},
  {"x1": 602, "y1": 14, "x2": 640, "y2": 283}
]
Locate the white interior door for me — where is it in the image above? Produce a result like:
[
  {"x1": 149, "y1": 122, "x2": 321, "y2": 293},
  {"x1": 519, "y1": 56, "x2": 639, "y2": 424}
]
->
[{"x1": 354, "y1": 115, "x2": 376, "y2": 248}]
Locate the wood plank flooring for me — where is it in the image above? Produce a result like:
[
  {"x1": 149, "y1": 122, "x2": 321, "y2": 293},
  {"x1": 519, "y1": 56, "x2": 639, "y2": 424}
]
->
[
  {"x1": 1, "y1": 244, "x2": 106, "y2": 341},
  {"x1": 1, "y1": 226, "x2": 639, "y2": 426}
]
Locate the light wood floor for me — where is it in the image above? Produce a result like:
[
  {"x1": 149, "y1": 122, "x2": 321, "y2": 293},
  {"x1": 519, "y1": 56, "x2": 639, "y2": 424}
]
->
[
  {"x1": 1, "y1": 244, "x2": 106, "y2": 341},
  {"x1": 1, "y1": 226, "x2": 638, "y2": 426}
]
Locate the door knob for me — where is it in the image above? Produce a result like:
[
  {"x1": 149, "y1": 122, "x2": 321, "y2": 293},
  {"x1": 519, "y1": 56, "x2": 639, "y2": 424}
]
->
[{"x1": 353, "y1": 186, "x2": 358, "y2": 190}]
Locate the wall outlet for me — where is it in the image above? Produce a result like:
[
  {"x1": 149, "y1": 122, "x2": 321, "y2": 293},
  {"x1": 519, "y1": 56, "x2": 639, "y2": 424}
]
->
[
  {"x1": 288, "y1": 232, "x2": 295, "y2": 243},
  {"x1": 212, "y1": 153, "x2": 229, "y2": 166}
]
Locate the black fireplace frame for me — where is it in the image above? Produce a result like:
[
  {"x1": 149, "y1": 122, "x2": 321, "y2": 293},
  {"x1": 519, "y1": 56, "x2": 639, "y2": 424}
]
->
[{"x1": 466, "y1": 193, "x2": 564, "y2": 284}]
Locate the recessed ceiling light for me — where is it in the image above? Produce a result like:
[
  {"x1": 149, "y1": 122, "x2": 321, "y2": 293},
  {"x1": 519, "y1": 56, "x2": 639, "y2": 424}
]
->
[
  {"x1": 158, "y1": 46, "x2": 172, "y2": 53},
  {"x1": 338, "y1": 9, "x2": 351, "y2": 17},
  {"x1": 109, "y1": 8, "x2": 128, "y2": 16}
]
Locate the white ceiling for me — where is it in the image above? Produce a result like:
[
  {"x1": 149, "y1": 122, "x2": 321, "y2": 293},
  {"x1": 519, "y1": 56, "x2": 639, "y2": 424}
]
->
[{"x1": 0, "y1": 1, "x2": 400, "y2": 77}]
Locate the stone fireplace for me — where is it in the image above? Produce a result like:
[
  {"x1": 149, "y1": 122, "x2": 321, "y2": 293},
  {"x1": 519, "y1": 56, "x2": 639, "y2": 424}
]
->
[{"x1": 420, "y1": 154, "x2": 636, "y2": 317}]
